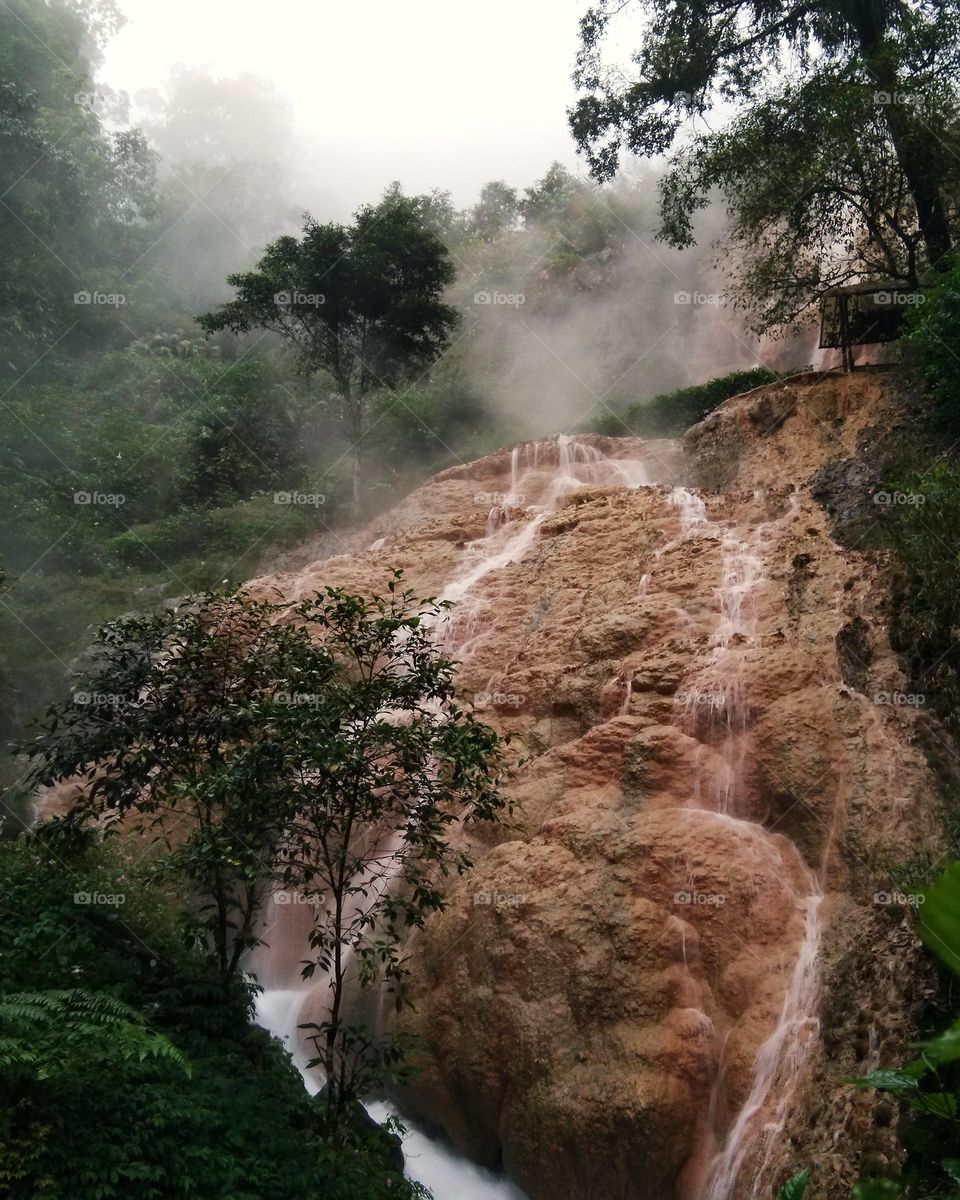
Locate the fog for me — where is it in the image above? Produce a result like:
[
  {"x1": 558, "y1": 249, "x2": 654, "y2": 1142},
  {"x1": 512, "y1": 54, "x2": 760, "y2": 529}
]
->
[
  {"x1": 100, "y1": 0, "x2": 591, "y2": 217},
  {"x1": 454, "y1": 183, "x2": 770, "y2": 437},
  {"x1": 94, "y1": 0, "x2": 791, "y2": 432}
]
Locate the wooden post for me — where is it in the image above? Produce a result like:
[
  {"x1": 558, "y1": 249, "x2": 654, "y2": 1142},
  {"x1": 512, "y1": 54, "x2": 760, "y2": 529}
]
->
[{"x1": 838, "y1": 294, "x2": 854, "y2": 372}]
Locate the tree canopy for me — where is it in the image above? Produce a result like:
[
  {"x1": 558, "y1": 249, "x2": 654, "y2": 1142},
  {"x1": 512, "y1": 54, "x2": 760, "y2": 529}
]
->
[
  {"x1": 197, "y1": 196, "x2": 460, "y2": 507},
  {"x1": 0, "y1": 0, "x2": 157, "y2": 369},
  {"x1": 23, "y1": 577, "x2": 511, "y2": 1116},
  {"x1": 570, "y1": 0, "x2": 960, "y2": 327}
]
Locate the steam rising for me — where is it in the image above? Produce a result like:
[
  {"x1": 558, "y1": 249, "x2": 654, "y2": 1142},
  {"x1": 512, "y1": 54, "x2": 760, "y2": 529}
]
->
[{"x1": 453, "y1": 179, "x2": 767, "y2": 438}]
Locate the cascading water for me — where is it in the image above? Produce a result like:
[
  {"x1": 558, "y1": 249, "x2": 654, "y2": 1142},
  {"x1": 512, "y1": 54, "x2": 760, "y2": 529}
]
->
[
  {"x1": 250, "y1": 778, "x2": 525, "y2": 1199},
  {"x1": 668, "y1": 485, "x2": 710, "y2": 538},
  {"x1": 252, "y1": 435, "x2": 653, "y2": 1199},
  {"x1": 702, "y1": 893, "x2": 822, "y2": 1200},
  {"x1": 661, "y1": 490, "x2": 825, "y2": 1200},
  {"x1": 440, "y1": 435, "x2": 653, "y2": 653},
  {"x1": 253, "y1": 978, "x2": 527, "y2": 1199},
  {"x1": 254, "y1": 436, "x2": 826, "y2": 1200},
  {"x1": 683, "y1": 516, "x2": 768, "y2": 813}
]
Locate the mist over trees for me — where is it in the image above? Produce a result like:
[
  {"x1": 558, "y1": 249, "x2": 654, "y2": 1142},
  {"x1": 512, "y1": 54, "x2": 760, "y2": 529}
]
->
[
  {"x1": 198, "y1": 197, "x2": 460, "y2": 510},
  {"x1": 0, "y1": 0, "x2": 781, "y2": 821},
  {"x1": 133, "y1": 66, "x2": 302, "y2": 313},
  {"x1": 570, "y1": 0, "x2": 960, "y2": 327}
]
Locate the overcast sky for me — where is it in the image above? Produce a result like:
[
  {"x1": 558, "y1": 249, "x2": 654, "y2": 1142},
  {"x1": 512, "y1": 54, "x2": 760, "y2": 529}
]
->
[{"x1": 99, "y1": 0, "x2": 631, "y2": 218}]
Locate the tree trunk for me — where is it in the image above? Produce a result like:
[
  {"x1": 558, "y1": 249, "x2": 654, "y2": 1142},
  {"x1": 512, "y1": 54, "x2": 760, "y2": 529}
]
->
[
  {"x1": 860, "y1": 33, "x2": 952, "y2": 270},
  {"x1": 884, "y1": 105, "x2": 952, "y2": 270},
  {"x1": 341, "y1": 382, "x2": 363, "y2": 518},
  {"x1": 213, "y1": 880, "x2": 228, "y2": 975},
  {"x1": 351, "y1": 441, "x2": 362, "y2": 516}
]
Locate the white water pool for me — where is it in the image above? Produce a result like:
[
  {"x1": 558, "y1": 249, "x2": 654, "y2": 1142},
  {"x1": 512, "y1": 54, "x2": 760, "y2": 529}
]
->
[{"x1": 253, "y1": 987, "x2": 528, "y2": 1200}]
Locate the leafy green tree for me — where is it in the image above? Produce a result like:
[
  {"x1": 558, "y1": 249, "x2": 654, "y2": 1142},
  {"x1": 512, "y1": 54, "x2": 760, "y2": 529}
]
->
[
  {"x1": 0, "y1": 0, "x2": 157, "y2": 369},
  {"x1": 271, "y1": 578, "x2": 511, "y2": 1121},
  {"x1": 409, "y1": 187, "x2": 464, "y2": 240},
  {"x1": 520, "y1": 161, "x2": 582, "y2": 227},
  {"x1": 23, "y1": 577, "x2": 511, "y2": 1125},
  {"x1": 518, "y1": 162, "x2": 651, "y2": 274},
  {"x1": 570, "y1": 0, "x2": 960, "y2": 326},
  {"x1": 884, "y1": 456, "x2": 960, "y2": 742},
  {"x1": 658, "y1": 79, "x2": 955, "y2": 328},
  {"x1": 198, "y1": 194, "x2": 460, "y2": 510},
  {"x1": 902, "y1": 254, "x2": 960, "y2": 425},
  {"x1": 22, "y1": 589, "x2": 331, "y2": 976},
  {"x1": 467, "y1": 180, "x2": 521, "y2": 243}
]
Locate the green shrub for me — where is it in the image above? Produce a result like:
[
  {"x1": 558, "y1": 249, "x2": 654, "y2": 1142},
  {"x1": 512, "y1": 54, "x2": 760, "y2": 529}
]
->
[
  {"x1": 903, "y1": 256, "x2": 960, "y2": 429},
  {"x1": 590, "y1": 366, "x2": 785, "y2": 438},
  {"x1": 886, "y1": 459, "x2": 960, "y2": 741},
  {"x1": 848, "y1": 864, "x2": 960, "y2": 1199},
  {"x1": 105, "y1": 496, "x2": 330, "y2": 574},
  {"x1": 0, "y1": 832, "x2": 424, "y2": 1200}
]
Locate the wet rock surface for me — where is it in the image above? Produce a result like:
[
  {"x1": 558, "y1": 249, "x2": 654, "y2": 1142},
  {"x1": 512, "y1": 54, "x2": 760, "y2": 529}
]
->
[{"x1": 253, "y1": 373, "x2": 942, "y2": 1200}]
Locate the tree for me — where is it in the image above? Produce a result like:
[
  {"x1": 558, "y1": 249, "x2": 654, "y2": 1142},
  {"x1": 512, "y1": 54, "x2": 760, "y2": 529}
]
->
[
  {"x1": 269, "y1": 579, "x2": 511, "y2": 1122},
  {"x1": 520, "y1": 161, "x2": 582, "y2": 227},
  {"x1": 410, "y1": 187, "x2": 463, "y2": 240},
  {"x1": 657, "y1": 75, "x2": 956, "y2": 328},
  {"x1": 23, "y1": 577, "x2": 511, "y2": 1120},
  {"x1": 197, "y1": 193, "x2": 460, "y2": 512},
  {"x1": 0, "y1": 0, "x2": 157, "y2": 370},
  {"x1": 23, "y1": 589, "x2": 330, "y2": 976},
  {"x1": 467, "y1": 180, "x2": 520, "y2": 243},
  {"x1": 902, "y1": 252, "x2": 960, "y2": 424},
  {"x1": 517, "y1": 161, "x2": 646, "y2": 273},
  {"x1": 569, "y1": 0, "x2": 960, "y2": 327}
]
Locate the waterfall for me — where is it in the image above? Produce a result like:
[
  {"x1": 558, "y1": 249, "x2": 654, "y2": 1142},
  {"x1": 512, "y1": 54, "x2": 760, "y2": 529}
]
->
[
  {"x1": 253, "y1": 981, "x2": 527, "y2": 1199},
  {"x1": 662, "y1": 494, "x2": 824, "y2": 1200},
  {"x1": 252, "y1": 433, "x2": 826, "y2": 1200},
  {"x1": 680, "y1": 519, "x2": 768, "y2": 814},
  {"x1": 620, "y1": 668, "x2": 634, "y2": 715},
  {"x1": 441, "y1": 446, "x2": 823, "y2": 1200},
  {"x1": 439, "y1": 435, "x2": 653, "y2": 652},
  {"x1": 442, "y1": 511, "x2": 549, "y2": 609},
  {"x1": 702, "y1": 894, "x2": 822, "y2": 1200},
  {"x1": 366, "y1": 1100, "x2": 529, "y2": 1199},
  {"x1": 668, "y1": 485, "x2": 710, "y2": 537},
  {"x1": 249, "y1": 433, "x2": 664, "y2": 1198}
]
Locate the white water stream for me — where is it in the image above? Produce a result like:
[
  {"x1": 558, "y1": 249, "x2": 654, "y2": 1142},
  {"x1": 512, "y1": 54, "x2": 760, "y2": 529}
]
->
[
  {"x1": 253, "y1": 445, "x2": 824, "y2": 1200},
  {"x1": 253, "y1": 985, "x2": 527, "y2": 1199},
  {"x1": 662, "y1": 488, "x2": 824, "y2": 1200},
  {"x1": 437, "y1": 435, "x2": 653, "y2": 652},
  {"x1": 702, "y1": 894, "x2": 822, "y2": 1200},
  {"x1": 253, "y1": 436, "x2": 651, "y2": 1198}
]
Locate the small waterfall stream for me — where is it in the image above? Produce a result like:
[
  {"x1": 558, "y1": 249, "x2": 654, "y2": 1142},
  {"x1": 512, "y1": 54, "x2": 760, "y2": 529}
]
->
[
  {"x1": 438, "y1": 435, "x2": 653, "y2": 652},
  {"x1": 253, "y1": 983, "x2": 527, "y2": 1199},
  {"x1": 253, "y1": 445, "x2": 826, "y2": 1200},
  {"x1": 658, "y1": 488, "x2": 824, "y2": 1200},
  {"x1": 702, "y1": 893, "x2": 822, "y2": 1200},
  {"x1": 253, "y1": 435, "x2": 651, "y2": 1198}
]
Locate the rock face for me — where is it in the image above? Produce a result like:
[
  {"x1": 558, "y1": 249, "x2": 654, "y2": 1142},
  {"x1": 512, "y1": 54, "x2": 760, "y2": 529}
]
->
[{"x1": 255, "y1": 371, "x2": 941, "y2": 1200}]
